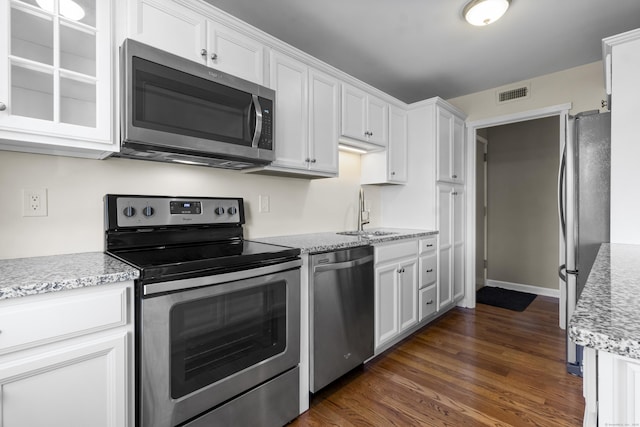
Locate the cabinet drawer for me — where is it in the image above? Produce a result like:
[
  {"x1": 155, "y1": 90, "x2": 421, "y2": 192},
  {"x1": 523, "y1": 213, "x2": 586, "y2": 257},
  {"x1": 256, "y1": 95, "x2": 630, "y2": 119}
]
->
[
  {"x1": 375, "y1": 240, "x2": 418, "y2": 264},
  {"x1": 419, "y1": 254, "x2": 437, "y2": 288},
  {"x1": 419, "y1": 286, "x2": 437, "y2": 321},
  {"x1": 0, "y1": 285, "x2": 128, "y2": 354},
  {"x1": 419, "y1": 237, "x2": 437, "y2": 254}
]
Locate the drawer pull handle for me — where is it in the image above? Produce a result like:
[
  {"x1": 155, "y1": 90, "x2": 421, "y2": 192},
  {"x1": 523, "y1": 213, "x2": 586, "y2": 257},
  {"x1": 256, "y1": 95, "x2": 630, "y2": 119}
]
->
[
  {"x1": 426, "y1": 244, "x2": 433, "y2": 247},
  {"x1": 426, "y1": 300, "x2": 434, "y2": 305},
  {"x1": 426, "y1": 269, "x2": 433, "y2": 273}
]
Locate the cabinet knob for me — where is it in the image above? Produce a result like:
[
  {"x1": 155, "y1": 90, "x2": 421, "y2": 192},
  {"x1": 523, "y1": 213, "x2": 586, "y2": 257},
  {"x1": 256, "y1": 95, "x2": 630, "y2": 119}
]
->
[
  {"x1": 391, "y1": 171, "x2": 396, "y2": 176},
  {"x1": 311, "y1": 158, "x2": 317, "y2": 163},
  {"x1": 426, "y1": 300, "x2": 434, "y2": 305},
  {"x1": 211, "y1": 53, "x2": 218, "y2": 61},
  {"x1": 452, "y1": 191, "x2": 458, "y2": 196},
  {"x1": 452, "y1": 174, "x2": 458, "y2": 179},
  {"x1": 305, "y1": 158, "x2": 310, "y2": 163},
  {"x1": 0, "y1": 102, "x2": 5, "y2": 111},
  {"x1": 200, "y1": 48, "x2": 207, "y2": 58}
]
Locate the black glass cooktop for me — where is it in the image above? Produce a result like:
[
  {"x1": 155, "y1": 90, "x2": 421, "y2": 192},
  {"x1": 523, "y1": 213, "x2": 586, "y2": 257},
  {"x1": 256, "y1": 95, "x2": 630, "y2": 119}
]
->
[{"x1": 109, "y1": 240, "x2": 300, "y2": 284}]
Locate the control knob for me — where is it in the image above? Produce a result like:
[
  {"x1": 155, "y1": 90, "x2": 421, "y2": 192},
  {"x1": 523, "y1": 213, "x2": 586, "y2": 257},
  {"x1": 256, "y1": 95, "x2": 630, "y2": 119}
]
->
[
  {"x1": 123, "y1": 206, "x2": 136, "y2": 217},
  {"x1": 214, "y1": 207, "x2": 225, "y2": 215},
  {"x1": 143, "y1": 206, "x2": 155, "y2": 217},
  {"x1": 228, "y1": 206, "x2": 238, "y2": 215}
]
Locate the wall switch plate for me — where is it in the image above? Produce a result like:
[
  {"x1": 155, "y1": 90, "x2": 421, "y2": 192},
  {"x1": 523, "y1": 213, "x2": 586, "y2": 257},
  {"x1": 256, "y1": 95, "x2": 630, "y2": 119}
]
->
[
  {"x1": 23, "y1": 189, "x2": 48, "y2": 217},
  {"x1": 259, "y1": 195, "x2": 270, "y2": 213}
]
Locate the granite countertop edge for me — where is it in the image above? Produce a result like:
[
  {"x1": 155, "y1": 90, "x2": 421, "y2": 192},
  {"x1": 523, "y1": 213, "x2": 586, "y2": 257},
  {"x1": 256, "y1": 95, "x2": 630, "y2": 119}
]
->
[
  {"x1": 569, "y1": 243, "x2": 640, "y2": 360},
  {"x1": 252, "y1": 228, "x2": 439, "y2": 254},
  {"x1": 0, "y1": 252, "x2": 140, "y2": 301}
]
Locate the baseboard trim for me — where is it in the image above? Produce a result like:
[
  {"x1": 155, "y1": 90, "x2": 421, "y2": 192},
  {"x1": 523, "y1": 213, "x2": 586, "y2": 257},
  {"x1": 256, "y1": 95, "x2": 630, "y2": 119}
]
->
[{"x1": 485, "y1": 279, "x2": 559, "y2": 299}]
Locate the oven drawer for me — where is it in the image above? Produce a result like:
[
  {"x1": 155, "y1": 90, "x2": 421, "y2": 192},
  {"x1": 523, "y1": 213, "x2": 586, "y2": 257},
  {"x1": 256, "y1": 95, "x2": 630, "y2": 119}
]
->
[{"x1": 0, "y1": 284, "x2": 128, "y2": 355}]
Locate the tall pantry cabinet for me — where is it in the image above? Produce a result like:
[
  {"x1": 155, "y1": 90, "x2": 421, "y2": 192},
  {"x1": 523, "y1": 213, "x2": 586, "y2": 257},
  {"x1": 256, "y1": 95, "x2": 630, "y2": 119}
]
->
[{"x1": 381, "y1": 97, "x2": 466, "y2": 312}]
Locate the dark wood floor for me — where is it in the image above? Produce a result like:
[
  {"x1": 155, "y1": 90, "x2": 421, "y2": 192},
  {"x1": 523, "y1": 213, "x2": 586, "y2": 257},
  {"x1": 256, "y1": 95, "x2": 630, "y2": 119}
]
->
[{"x1": 291, "y1": 296, "x2": 584, "y2": 426}]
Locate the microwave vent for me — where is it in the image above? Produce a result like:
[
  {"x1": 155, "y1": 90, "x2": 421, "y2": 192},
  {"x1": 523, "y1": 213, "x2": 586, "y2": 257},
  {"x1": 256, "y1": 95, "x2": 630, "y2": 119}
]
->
[{"x1": 496, "y1": 84, "x2": 530, "y2": 104}]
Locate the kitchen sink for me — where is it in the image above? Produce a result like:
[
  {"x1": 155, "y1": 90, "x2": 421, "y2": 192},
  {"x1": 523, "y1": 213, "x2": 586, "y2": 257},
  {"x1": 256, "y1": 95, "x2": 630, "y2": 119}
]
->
[{"x1": 337, "y1": 230, "x2": 398, "y2": 238}]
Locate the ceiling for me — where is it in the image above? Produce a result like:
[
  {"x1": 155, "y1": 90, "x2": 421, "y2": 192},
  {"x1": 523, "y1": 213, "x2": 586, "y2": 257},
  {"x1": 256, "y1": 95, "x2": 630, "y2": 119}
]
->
[{"x1": 203, "y1": 0, "x2": 640, "y2": 103}]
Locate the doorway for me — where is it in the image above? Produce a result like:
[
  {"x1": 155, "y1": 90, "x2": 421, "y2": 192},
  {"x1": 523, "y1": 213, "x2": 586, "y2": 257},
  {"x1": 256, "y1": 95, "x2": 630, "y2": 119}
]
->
[{"x1": 464, "y1": 103, "x2": 570, "y2": 327}]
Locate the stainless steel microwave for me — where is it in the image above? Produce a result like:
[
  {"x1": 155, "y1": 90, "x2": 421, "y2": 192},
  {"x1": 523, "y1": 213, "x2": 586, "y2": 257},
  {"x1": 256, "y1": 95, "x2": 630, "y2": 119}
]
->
[{"x1": 116, "y1": 39, "x2": 275, "y2": 169}]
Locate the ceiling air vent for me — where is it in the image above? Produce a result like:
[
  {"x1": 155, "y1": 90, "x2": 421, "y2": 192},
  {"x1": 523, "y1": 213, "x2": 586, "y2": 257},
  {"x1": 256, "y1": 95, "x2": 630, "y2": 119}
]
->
[{"x1": 496, "y1": 83, "x2": 530, "y2": 104}]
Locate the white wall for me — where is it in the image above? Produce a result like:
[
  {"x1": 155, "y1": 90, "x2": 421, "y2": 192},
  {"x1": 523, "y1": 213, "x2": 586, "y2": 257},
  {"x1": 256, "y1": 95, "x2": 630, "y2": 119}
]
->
[
  {"x1": 447, "y1": 61, "x2": 606, "y2": 121},
  {"x1": 0, "y1": 151, "x2": 380, "y2": 259}
]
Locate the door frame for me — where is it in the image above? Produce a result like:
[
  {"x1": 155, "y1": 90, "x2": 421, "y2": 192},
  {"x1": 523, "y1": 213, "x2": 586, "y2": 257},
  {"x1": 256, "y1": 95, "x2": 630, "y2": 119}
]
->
[
  {"x1": 462, "y1": 103, "x2": 571, "y2": 325},
  {"x1": 476, "y1": 135, "x2": 488, "y2": 290}
]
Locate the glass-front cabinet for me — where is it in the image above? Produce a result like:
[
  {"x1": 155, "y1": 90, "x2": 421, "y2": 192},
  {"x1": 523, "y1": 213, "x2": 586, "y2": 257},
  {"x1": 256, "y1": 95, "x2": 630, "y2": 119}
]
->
[{"x1": 0, "y1": 0, "x2": 115, "y2": 158}]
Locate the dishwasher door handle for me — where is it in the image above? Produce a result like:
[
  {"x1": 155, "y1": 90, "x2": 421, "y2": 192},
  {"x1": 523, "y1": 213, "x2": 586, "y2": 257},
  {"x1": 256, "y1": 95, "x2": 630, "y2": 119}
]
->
[{"x1": 313, "y1": 255, "x2": 374, "y2": 273}]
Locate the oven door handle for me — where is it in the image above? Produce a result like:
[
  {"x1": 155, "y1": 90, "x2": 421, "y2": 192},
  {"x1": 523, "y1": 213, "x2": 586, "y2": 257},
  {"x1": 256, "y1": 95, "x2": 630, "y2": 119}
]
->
[
  {"x1": 313, "y1": 255, "x2": 373, "y2": 273},
  {"x1": 143, "y1": 258, "x2": 302, "y2": 296}
]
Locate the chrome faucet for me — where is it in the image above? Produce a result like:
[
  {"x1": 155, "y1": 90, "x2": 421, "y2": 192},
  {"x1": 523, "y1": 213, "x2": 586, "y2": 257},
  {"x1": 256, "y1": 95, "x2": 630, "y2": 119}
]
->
[{"x1": 357, "y1": 187, "x2": 370, "y2": 231}]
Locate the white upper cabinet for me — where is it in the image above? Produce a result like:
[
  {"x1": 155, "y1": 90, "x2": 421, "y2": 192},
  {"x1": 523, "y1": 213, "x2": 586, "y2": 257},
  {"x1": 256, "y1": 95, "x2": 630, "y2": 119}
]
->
[
  {"x1": 341, "y1": 83, "x2": 388, "y2": 148},
  {"x1": 361, "y1": 105, "x2": 408, "y2": 185},
  {"x1": 0, "y1": 0, "x2": 115, "y2": 158},
  {"x1": 127, "y1": 0, "x2": 265, "y2": 84},
  {"x1": 250, "y1": 50, "x2": 338, "y2": 178},
  {"x1": 308, "y1": 68, "x2": 340, "y2": 174},
  {"x1": 437, "y1": 106, "x2": 465, "y2": 183},
  {"x1": 207, "y1": 21, "x2": 264, "y2": 85}
]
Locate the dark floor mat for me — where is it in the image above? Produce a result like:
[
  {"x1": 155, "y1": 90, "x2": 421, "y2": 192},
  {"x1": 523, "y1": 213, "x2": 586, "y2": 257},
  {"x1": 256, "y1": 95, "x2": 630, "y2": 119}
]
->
[{"x1": 476, "y1": 286, "x2": 537, "y2": 312}]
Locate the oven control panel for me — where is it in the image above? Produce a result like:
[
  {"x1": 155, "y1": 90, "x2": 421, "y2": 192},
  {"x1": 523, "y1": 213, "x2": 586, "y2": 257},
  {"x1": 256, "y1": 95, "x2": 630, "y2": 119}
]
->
[{"x1": 110, "y1": 196, "x2": 244, "y2": 228}]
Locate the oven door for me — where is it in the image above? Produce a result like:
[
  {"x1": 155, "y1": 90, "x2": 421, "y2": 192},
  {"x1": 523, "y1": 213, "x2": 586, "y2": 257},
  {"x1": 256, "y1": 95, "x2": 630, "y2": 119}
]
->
[{"x1": 139, "y1": 261, "x2": 300, "y2": 427}]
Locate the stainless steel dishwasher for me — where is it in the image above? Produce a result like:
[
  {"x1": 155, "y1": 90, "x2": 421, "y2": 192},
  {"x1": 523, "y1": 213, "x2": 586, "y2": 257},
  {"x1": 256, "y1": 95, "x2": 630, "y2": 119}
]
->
[{"x1": 309, "y1": 245, "x2": 374, "y2": 392}]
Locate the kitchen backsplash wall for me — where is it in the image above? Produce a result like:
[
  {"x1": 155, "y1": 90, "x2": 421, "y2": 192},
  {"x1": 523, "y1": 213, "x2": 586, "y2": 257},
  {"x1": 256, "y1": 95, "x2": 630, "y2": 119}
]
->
[{"x1": 0, "y1": 150, "x2": 380, "y2": 259}]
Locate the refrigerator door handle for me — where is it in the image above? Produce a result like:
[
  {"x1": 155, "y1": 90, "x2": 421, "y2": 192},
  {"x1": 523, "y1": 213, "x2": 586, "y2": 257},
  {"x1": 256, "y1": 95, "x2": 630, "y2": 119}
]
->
[
  {"x1": 559, "y1": 264, "x2": 567, "y2": 282},
  {"x1": 558, "y1": 145, "x2": 567, "y2": 242}
]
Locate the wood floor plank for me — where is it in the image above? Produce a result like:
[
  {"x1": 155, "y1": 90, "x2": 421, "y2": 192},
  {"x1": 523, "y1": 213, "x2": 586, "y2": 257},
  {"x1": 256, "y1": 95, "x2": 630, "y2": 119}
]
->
[{"x1": 290, "y1": 296, "x2": 584, "y2": 427}]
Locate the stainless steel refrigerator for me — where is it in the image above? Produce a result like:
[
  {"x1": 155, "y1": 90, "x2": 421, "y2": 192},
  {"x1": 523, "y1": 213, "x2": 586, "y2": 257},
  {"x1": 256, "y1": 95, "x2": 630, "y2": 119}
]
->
[{"x1": 558, "y1": 110, "x2": 611, "y2": 376}]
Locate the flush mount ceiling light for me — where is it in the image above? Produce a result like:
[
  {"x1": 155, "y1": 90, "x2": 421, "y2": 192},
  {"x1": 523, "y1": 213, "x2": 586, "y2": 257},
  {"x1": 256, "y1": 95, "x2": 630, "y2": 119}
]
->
[
  {"x1": 36, "y1": 0, "x2": 86, "y2": 21},
  {"x1": 463, "y1": 0, "x2": 510, "y2": 26}
]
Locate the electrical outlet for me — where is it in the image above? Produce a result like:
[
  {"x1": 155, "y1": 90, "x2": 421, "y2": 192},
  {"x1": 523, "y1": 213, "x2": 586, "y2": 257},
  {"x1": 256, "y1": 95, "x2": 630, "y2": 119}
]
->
[
  {"x1": 259, "y1": 195, "x2": 270, "y2": 213},
  {"x1": 23, "y1": 189, "x2": 48, "y2": 217}
]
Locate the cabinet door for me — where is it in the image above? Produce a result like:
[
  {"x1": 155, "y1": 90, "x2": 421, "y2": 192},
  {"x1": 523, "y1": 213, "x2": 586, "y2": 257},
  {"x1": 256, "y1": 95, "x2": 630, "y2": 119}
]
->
[
  {"x1": 375, "y1": 263, "x2": 399, "y2": 349},
  {"x1": 398, "y1": 259, "x2": 418, "y2": 332},
  {"x1": 388, "y1": 106, "x2": 408, "y2": 182},
  {"x1": 452, "y1": 116, "x2": 465, "y2": 183},
  {"x1": 308, "y1": 68, "x2": 339, "y2": 174},
  {"x1": 453, "y1": 186, "x2": 465, "y2": 302},
  {"x1": 598, "y1": 351, "x2": 640, "y2": 426},
  {"x1": 438, "y1": 184, "x2": 453, "y2": 309},
  {"x1": 207, "y1": 21, "x2": 264, "y2": 84},
  {"x1": 0, "y1": 0, "x2": 113, "y2": 148},
  {"x1": 437, "y1": 107, "x2": 453, "y2": 182},
  {"x1": 0, "y1": 332, "x2": 128, "y2": 427},
  {"x1": 269, "y1": 51, "x2": 309, "y2": 170},
  {"x1": 341, "y1": 84, "x2": 367, "y2": 141},
  {"x1": 366, "y1": 94, "x2": 388, "y2": 147},
  {"x1": 128, "y1": 0, "x2": 206, "y2": 64}
]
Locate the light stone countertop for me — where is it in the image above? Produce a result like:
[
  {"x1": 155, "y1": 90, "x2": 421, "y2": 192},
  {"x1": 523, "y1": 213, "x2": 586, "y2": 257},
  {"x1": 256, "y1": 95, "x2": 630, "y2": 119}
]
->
[
  {"x1": 0, "y1": 252, "x2": 140, "y2": 301},
  {"x1": 252, "y1": 228, "x2": 438, "y2": 254},
  {"x1": 569, "y1": 243, "x2": 640, "y2": 359}
]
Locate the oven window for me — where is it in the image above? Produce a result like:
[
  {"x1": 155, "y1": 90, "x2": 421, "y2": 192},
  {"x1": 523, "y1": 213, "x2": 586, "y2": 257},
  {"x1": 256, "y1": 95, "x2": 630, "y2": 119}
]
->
[
  {"x1": 170, "y1": 281, "x2": 287, "y2": 399},
  {"x1": 132, "y1": 57, "x2": 255, "y2": 147}
]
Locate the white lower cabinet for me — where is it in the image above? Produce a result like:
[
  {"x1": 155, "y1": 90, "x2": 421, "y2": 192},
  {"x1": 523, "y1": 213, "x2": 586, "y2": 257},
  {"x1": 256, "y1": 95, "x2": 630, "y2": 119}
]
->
[
  {"x1": 596, "y1": 349, "x2": 640, "y2": 426},
  {"x1": 0, "y1": 282, "x2": 133, "y2": 427},
  {"x1": 374, "y1": 239, "x2": 421, "y2": 353}
]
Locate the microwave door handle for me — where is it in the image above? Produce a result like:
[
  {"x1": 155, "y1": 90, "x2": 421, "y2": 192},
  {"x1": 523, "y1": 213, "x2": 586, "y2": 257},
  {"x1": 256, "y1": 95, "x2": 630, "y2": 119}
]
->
[{"x1": 251, "y1": 95, "x2": 263, "y2": 148}]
